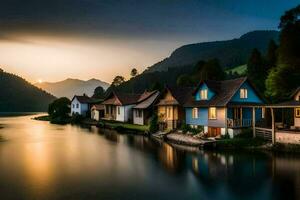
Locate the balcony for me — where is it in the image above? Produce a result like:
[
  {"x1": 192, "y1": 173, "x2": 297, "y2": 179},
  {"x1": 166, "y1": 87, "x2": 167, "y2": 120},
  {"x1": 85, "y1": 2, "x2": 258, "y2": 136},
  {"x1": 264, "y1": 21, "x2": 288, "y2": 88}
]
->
[{"x1": 227, "y1": 118, "x2": 252, "y2": 128}]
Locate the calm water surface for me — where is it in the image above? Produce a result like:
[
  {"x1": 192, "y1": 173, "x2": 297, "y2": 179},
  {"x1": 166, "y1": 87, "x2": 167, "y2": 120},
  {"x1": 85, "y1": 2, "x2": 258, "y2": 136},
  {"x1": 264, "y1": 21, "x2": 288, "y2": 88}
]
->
[{"x1": 0, "y1": 114, "x2": 300, "y2": 200}]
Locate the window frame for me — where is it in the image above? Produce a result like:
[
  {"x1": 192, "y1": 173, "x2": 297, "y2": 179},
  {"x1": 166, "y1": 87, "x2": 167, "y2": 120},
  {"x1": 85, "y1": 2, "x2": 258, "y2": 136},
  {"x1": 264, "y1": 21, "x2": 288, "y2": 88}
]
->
[
  {"x1": 296, "y1": 108, "x2": 300, "y2": 118},
  {"x1": 240, "y1": 88, "x2": 248, "y2": 99},
  {"x1": 117, "y1": 106, "x2": 121, "y2": 115},
  {"x1": 200, "y1": 89, "x2": 208, "y2": 100},
  {"x1": 208, "y1": 107, "x2": 217, "y2": 120},
  {"x1": 192, "y1": 108, "x2": 198, "y2": 119}
]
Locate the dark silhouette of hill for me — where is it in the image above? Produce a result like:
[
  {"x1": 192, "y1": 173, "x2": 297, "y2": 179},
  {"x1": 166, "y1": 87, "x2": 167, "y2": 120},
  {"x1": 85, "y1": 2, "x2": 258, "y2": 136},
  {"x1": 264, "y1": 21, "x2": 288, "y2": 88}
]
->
[{"x1": 0, "y1": 69, "x2": 56, "y2": 112}]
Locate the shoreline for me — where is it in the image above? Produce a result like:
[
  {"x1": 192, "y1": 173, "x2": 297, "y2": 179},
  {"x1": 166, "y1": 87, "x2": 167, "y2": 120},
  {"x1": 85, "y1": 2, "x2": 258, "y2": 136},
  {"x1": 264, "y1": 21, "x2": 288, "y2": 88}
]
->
[{"x1": 34, "y1": 115, "x2": 300, "y2": 153}]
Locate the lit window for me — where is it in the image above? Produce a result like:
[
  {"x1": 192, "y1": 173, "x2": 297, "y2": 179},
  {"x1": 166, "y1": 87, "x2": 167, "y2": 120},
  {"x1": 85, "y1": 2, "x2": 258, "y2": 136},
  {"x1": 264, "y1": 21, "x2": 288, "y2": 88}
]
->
[
  {"x1": 262, "y1": 107, "x2": 265, "y2": 119},
  {"x1": 192, "y1": 108, "x2": 198, "y2": 119},
  {"x1": 200, "y1": 89, "x2": 208, "y2": 100},
  {"x1": 209, "y1": 107, "x2": 217, "y2": 119},
  {"x1": 240, "y1": 89, "x2": 248, "y2": 99},
  {"x1": 117, "y1": 106, "x2": 121, "y2": 115},
  {"x1": 167, "y1": 107, "x2": 172, "y2": 118},
  {"x1": 296, "y1": 108, "x2": 300, "y2": 118}
]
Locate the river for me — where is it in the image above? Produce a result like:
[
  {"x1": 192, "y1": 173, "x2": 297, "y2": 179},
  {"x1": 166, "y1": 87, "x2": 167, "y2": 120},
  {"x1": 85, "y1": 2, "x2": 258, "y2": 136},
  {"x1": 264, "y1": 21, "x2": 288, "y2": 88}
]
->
[{"x1": 0, "y1": 114, "x2": 299, "y2": 200}]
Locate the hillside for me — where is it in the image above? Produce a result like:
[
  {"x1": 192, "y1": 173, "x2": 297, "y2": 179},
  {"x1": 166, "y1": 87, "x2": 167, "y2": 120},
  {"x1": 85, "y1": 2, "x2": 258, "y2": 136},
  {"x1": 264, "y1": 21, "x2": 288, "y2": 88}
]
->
[
  {"x1": 35, "y1": 78, "x2": 110, "y2": 99},
  {"x1": 0, "y1": 69, "x2": 56, "y2": 112},
  {"x1": 146, "y1": 30, "x2": 279, "y2": 72}
]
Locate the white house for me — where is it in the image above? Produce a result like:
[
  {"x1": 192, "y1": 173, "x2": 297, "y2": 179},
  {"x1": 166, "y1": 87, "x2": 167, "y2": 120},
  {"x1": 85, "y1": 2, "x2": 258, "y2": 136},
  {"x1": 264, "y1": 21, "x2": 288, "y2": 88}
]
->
[
  {"x1": 91, "y1": 104, "x2": 105, "y2": 121},
  {"x1": 102, "y1": 91, "x2": 140, "y2": 122},
  {"x1": 71, "y1": 94, "x2": 92, "y2": 117},
  {"x1": 133, "y1": 90, "x2": 160, "y2": 125}
]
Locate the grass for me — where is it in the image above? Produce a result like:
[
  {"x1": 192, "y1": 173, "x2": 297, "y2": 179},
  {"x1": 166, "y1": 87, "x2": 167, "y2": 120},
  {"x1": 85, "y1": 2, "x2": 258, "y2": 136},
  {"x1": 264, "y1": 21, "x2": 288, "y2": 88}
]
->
[
  {"x1": 216, "y1": 137, "x2": 269, "y2": 150},
  {"x1": 99, "y1": 120, "x2": 149, "y2": 133},
  {"x1": 226, "y1": 64, "x2": 247, "y2": 75}
]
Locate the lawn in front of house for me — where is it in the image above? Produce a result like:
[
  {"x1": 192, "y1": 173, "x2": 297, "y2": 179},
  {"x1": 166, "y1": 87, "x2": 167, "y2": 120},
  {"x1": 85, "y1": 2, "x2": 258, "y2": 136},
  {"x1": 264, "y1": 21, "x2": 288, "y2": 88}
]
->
[{"x1": 99, "y1": 120, "x2": 149, "y2": 132}]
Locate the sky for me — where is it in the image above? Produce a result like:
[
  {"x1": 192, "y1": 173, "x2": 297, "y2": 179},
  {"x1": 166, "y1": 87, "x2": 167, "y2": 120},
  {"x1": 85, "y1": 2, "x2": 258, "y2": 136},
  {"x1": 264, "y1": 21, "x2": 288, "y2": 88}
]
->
[{"x1": 0, "y1": 0, "x2": 298, "y2": 83}]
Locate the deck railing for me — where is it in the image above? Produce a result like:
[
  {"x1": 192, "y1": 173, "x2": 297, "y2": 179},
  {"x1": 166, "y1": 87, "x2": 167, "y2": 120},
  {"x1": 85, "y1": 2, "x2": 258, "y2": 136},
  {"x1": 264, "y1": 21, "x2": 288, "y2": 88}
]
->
[{"x1": 227, "y1": 118, "x2": 252, "y2": 128}]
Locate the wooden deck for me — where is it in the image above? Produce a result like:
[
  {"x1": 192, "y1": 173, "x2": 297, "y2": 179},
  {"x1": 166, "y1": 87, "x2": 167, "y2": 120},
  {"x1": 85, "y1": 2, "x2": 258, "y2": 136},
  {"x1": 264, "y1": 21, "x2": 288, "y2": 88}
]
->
[{"x1": 165, "y1": 133, "x2": 216, "y2": 147}]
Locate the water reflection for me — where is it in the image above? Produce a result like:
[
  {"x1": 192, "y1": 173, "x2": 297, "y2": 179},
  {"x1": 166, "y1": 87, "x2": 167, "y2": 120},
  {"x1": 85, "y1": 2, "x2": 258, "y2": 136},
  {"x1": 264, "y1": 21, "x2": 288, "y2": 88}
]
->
[{"x1": 0, "y1": 115, "x2": 300, "y2": 200}]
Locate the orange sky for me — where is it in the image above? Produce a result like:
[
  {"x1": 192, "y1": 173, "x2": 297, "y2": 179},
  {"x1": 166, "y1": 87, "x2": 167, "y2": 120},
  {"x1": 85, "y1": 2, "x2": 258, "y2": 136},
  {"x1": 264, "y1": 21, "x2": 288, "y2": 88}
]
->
[{"x1": 0, "y1": 33, "x2": 181, "y2": 84}]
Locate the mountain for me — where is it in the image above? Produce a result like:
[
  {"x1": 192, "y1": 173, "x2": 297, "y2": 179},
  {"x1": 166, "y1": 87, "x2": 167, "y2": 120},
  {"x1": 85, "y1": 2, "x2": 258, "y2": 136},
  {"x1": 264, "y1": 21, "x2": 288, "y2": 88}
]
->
[
  {"x1": 116, "y1": 30, "x2": 280, "y2": 93},
  {"x1": 146, "y1": 30, "x2": 279, "y2": 72},
  {"x1": 0, "y1": 69, "x2": 56, "y2": 112},
  {"x1": 35, "y1": 78, "x2": 110, "y2": 99}
]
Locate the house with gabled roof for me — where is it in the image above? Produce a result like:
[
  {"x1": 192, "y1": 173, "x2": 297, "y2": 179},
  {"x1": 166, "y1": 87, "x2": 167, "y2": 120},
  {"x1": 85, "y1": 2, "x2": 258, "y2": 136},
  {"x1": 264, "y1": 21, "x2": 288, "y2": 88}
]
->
[
  {"x1": 184, "y1": 77, "x2": 265, "y2": 138},
  {"x1": 101, "y1": 91, "x2": 141, "y2": 122},
  {"x1": 157, "y1": 86, "x2": 194, "y2": 130},
  {"x1": 133, "y1": 90, "x2": 160, "y2": 125},
  {"x1": 71, "y1": 94, "x2": 93, "y2": 117}
]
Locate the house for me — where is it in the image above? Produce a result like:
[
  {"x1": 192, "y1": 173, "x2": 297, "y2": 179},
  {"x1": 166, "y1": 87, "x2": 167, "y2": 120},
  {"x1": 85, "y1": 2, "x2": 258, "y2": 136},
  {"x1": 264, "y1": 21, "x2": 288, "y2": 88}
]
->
[
  {"x1": 91, "y1": 104, "x2": 105, "y2": 121},
  {"x1": 253, "y1": 87, "x2": 300, "y2": 144},
  {"x1": 71, "y1": 94, "x2": 93, "y2": 117},
  {"x1": 102, "y1": 91, "x2": 140, "y2": 122},
  {"x1": 157, "y1": 86, "x2": 194, "y2": 130},
  {"x1": 133, "y1": 90, "x2": 160, "y2": 125},
  {"x1": 184, "y1": 77, "x2": 265, "y2": 138}
]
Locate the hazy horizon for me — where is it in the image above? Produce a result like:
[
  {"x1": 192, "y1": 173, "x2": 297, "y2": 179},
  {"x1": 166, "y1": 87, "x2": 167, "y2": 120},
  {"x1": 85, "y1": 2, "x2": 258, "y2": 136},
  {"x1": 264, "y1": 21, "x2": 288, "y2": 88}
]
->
[{"x1": 0, "y1": 0, "x2": 298, "y2": 83}]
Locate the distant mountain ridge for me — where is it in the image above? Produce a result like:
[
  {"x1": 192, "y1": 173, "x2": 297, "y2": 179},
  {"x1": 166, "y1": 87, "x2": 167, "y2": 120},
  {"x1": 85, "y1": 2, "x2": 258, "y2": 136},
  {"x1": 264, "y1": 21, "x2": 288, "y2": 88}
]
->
[
  {"x1": 35, "y1": 78, "x2": 110, "y2": 99},
  {"x1": 146, "y1": 30, "x2": 279, "y2": 72},
  {"x1": 0, "y1": 69, "x2": 56, "y2": 112}
]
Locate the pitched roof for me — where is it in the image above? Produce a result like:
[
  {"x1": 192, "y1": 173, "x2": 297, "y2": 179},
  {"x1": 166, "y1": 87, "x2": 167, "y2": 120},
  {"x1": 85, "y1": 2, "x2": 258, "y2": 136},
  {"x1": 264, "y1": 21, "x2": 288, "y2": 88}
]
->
[
  {"x1": 157, "y1": 86, "x2": 194, "y2": 106},
  {"x1": 72, "y1": 95, "x2": 92, "y2": 104},
  {"x1": 91, "y1": 104, "x2": 105, "y2": 110},
  {"x1": 290, "y1": 87, "x2": 300, "y2": 99},
  {"x1": 185, "y1": 77, "x2": 264, "y2": 107},
  {"x1": 134, "y1": 91, "x2": 160, "y2": 109},
  {"x1": 102, "y1": 91, "x2": 141, "y2": 106}
]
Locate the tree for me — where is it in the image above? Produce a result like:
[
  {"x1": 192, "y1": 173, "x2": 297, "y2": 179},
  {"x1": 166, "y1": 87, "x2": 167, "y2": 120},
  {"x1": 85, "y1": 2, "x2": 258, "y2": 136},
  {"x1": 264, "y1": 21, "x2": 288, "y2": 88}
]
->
[
  {"x1": 48, "y1": 97, "x2": 71, "y2": 118},
  {"x1": 130, "y1": 68, "x2": 138, "y2": 78},
  {"x1": 198, "y1": 59, "x2": 225, "y2": 81},
  {"x1": 149, "y1": 114, "x2": 159, "y2": 133},
  {"x1": 266, "y1": 5, "x2": 300, "y2": 101},
  {"x1": 111, "y1": 76, "x2": 125, "y2": 87},
  {"x1": 266, "y1": 39, "x2": 278, "y2": 71},
  {"x1": 93, "y1": 86, "x2": 105, "y2": 99},
  {"x1": 247, "y1": 48, "x2": 266, "y2": 93},
  {"x1": 176, "y1": 74, "x2": 193, "y2": 87}
]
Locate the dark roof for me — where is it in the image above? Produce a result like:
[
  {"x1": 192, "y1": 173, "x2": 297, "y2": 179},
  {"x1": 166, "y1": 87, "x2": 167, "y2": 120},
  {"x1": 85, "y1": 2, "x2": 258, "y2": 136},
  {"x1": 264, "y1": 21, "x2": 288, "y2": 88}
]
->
[
  {"x1": 267, "y1": 100, "x2": 300, "y2": 108},
  {"x1": 134, "y1": 91, "x2": 160, "y2": 109},
  {"x1": 290, "y1": 87, "x2": 300, "y2": 99},
  {"x1": 72, "y1": 95, "x2": 92, "y2": 104},
  {"x1": 102, "y1": 91, "x2": 141, "y2": 106},
  {"x1": 157, "y1": 86, "x2": 194, "y2": 106},
  {"x1": 185, "y1": 77, "x2": 264, "y2": 107}
]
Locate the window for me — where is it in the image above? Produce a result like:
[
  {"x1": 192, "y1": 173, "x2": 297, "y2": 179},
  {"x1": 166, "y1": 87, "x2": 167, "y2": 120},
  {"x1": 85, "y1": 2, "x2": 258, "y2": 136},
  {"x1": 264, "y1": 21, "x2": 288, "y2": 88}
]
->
[
  {"x1": 76, "y1": 103, "x2": 79, "y2": 108},
  {"x1": 208, "y1": 107, "x2": 217, "y2": 119},
  {"x1": 262, "y1": 107, "x2": 265, "y2": 119},
  {"x1": 192, "y1": 108, "x2": 198, "y2": 119},
  {"x1": 200, "y1": 89, "x2": 208, "y2": 100},
  {"x1": 167, "y1": 107, "x2": 172, "y2": 118},
  {"x1": 296, "y1": 108, "x2": 300, "y2": 118},
  {"x1": 117, "y1": 106, "x2": 121, "y2": 115},
  {"x1": 72, "y1": 104, "x2": 75, "y2": 108},
  {"x1": 240, "y1": 88, "x2": 248, "y2": 99},
  {"x1": 136, "y1": 110, "x2": 142, "y2": 118}
]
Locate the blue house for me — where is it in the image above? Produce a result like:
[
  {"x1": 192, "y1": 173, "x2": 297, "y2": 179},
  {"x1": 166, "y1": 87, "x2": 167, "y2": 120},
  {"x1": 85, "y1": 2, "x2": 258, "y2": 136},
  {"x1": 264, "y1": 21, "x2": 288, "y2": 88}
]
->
[{"x1": 184, "y1": 77, "x2": 265, "y2": 138}]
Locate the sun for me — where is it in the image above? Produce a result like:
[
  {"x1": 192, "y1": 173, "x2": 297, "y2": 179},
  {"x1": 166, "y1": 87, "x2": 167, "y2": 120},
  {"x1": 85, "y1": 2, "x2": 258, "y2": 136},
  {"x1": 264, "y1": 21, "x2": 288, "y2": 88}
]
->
[{"x1": 38, "y1": 79, "x2": 43, "y2": 83}]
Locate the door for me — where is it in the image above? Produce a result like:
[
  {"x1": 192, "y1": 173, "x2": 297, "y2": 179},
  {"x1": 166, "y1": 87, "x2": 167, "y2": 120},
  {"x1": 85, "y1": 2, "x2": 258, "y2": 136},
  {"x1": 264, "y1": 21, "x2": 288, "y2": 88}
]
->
[{"x1": 208, "y1": 127, "x2": 221, "y2": 137}]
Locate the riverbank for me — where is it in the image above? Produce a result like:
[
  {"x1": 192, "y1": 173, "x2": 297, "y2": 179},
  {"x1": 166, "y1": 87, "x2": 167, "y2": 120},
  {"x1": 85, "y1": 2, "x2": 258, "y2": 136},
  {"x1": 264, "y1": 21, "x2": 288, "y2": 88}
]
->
[{"x1": 34, "y1": 115, "x2": 149, "y2": 134}]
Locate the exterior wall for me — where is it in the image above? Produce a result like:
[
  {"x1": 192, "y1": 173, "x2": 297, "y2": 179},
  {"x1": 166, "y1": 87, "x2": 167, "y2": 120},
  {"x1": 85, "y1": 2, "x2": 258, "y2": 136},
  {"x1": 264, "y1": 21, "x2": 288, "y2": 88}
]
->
[
  {"x1": 116, "y1": 105, "x2": 135, "y2": 122},
  {"x1": 133, "y1": 109, "x2": 144, "y2": 125},
  {"x1": 80, "y1": 104, "x2": 89, "y2": 116},
  {"x1": 195, "y1": 83, "x2": 215, "y2": 101},
  {"x1": 91, "y1": 110, "x2": 99, "y2": 121},
  {"x1": 208, "y1": 107, "x2": 226, "y2": 128},
  {"x1": 230, "y1": 82, "x2": 263, "y2": 103},
  {"x1": 124, "y1": 105, "x2": 135, "y2": 122},
  {"x1": 295, "y1": 112, "x2": 300, "y2": 127},
  {"x1": 116, "y1": 106, "x2": 125, "y2": 122},
  {"x1": 158, "y1": 106, "x2": 178, "y2": 121},
  {"x1": 185, "y1": 108, "x2": 208, "y2": 126}
]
